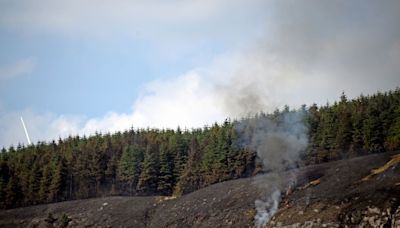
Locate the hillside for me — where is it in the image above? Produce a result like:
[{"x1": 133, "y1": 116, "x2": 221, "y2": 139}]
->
[{"x1": 1, "y1": 151, "x2": 399, "y2": 227}]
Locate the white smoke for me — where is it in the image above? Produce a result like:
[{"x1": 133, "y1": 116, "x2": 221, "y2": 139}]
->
[
  {"x1": 235, "y1": 110, "x2": 308, "y2": 226},
  {"x1": 255, "y1": 189, "x2": 281, "y2": 228}
]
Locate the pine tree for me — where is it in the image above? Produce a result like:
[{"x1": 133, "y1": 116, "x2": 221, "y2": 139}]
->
[
  {"x1": 137, "y1": 145, "x2": 159, "y2": 193},
  {"x1": 48, "y1": 160, "x2": 66, "y2": 202},
  {"x1": 307, "y1": 104, "x2": 320, "y2": 148},
  {"x1": 363, "y1": 104, "x2": 384, "y2": 153},
  {"x1": 350, "y1": 100, "x2": 365, "y2": 156},
  {"x1": 335, "y1": 92, "x2": 353, "y2": 156},
  {"x1": 38, "y1": 165, "x2": 52, "y2": 203},
  {"x1": 385, "y1": 106, "x2": 400, "y2": 150},
  {"x1": 157, "y1": 143, "x2": 174, "y2": 195},
  {"x1": 5, "y1": 176, "x2": 22, "y2": 208},
  {"x1": 201, "y1": 125, "x2": 222, "y2": 185},
  {"x1": 0, "y1": 158, "x2": 9, "y2": 208},
  {"x1": 170, "y1": 129, "x2": 188, "y2": 184},
  {"x1": 117, "y1": 145, "x2": 144, "y2": 195},
  {"x1": 105, "y1": 155, "x2": 118, "y2": 195},
  {"x1": 174, "y1": 137, "x2": 202, "y2": 195},
  {"x1": 27, "y1": 163, "x2": 41, "y2": 204}
]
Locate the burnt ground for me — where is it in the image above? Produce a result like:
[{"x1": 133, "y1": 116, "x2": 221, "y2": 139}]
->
[
  {"x1": 269, "y1": 151, "x2": 400, "y2": 227},
  {"x1": 1, "y1": 152, "x2": 399, "y2": 227}
]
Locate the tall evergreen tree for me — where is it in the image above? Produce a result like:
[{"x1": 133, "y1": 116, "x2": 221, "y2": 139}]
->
[
  {"x1": 157, "y1": 143, "x2": 174, "y2": 195},
  {"x1": 117, "y1": 145, "x2": 144, "y2": 195},
  {"x1": 27, "y1": 163, "x2": 41, "y2": 204},
  {"x1": 48, "y1": 160, "x2": 66, "y2": 202},
  {"x1": 5, "y1": 176, "x2": 22, "y2": 208},
  {"x1": 335, "y1": 93, "x2": 353, "y2": 156},
  {"x1": 38, "y1": 165, "x2": 52, "y2": 203},
  {"x1": 137, "y1": 145, "x2": 159, "y2": 193},
  {"x1": 385, "y1": 106, "x2": 400, "y2": 150},
  {"x1": 174, "y1": 137, "x2": 202, "y2": 195}
]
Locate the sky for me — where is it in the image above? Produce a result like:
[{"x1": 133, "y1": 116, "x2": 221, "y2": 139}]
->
[{"x1": 0, "y1": 0, "x2": 400, "y2": 148}]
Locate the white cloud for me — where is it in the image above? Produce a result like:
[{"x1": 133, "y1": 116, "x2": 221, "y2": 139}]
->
[
  {"x1": 0, "y1": 58, "x2": 35, "y2": 80},
  {"x1": 0, "y1": 69, "x2": 225, "y2": 148},
  {"x1": 0, "y1": 1, "x2": 269, "y2": 67},
  {"x1": 0, "y1": 0, "x2": 268, "y2": 46},
  {"x1": 129, "y1": 71, "x2": 224, "y2": 128}
]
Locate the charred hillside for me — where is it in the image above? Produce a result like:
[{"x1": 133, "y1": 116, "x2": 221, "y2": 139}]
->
[
  {"x1": 1, "y1": 88, "x2": 400, "y2": 209},
  {"x1": 0, "y1": 151, "x2": 399, "y2": 227}
]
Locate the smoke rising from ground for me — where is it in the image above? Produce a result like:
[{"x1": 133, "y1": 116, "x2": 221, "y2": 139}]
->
[
  {"x1": 235, "y1": 111, "x2": 308, "y2": 226},
  {"x1": 220, "y1": 2, "x2": 400, "y2": 223},
  {"x1": 254, "y1": 189, "x2": 281, "y2": 228}
]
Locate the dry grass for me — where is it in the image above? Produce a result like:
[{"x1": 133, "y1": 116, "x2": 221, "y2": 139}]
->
[
  {"x1": 362, "y1": 154, "x2": 400, "y2": 181},
  {"x1": 298, "y1": 178, "x2": 321, "y2": 190},
  {"x1": 157, "y1": 195, "x2": 177, "y2": 203}
]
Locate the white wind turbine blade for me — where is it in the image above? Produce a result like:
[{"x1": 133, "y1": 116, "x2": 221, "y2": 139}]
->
[{"x1": 20, "y1": 116, "x2": 32, "y2": 145}]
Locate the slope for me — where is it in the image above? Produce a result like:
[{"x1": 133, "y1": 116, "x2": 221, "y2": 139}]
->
[{"x1": 0, "y1": 151, "x2": 399, "y2": 227}]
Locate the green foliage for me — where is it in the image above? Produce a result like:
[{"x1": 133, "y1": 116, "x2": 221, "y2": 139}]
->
[
  {"x1": 306, "y1": 88, "x2": 400, "y2": 162},
  {"x1": 174, "y1": 137, "x2": 202, "y2": 195},
  {"x1": 48, "y1": 159, "x2": 66, "y2": 202},
  {"x1": 5, "y1": 176, "x2": 22, "y2": 208},
  {"x1": 117, "y1": 144, "x2": 143, "y2": 194},
  {"x1": 386, "y1": 106, "x2": 400, "y2": 150},
  {"x1": 27, "y1": 163, "x2": 41, "y2": 204},
  {"x1": 60, "y1": 213, "x2": 72, "y2": 228},
  {"x1": 157, "y1": 143, "x2": 174, "y2": 195},
  {"x1": 137, "y1": 145, "x2": 159, "y2": 193},
  {"x1": 38, "y1": 165, "x2": 52, "y2": 203}
]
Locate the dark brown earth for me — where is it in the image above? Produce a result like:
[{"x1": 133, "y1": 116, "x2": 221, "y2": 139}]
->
[{"x1": 1, "y1": 152, "x2": 399, "y2": 228}]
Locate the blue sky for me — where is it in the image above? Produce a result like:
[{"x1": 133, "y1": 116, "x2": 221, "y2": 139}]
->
[
  {"x1": 1, "y1": 32, "x2": 149, "y2": 115},
  {"x1": 1, "y1": 0, "x2": 400, "y2": 148},
  {"x1": 0, "y1": 11, "x2": 244, "y2": 116}
]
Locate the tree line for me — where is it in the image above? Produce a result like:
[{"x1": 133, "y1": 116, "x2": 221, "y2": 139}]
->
[
  {"x1": 0, "y1": 122, "x2": 255, "y2": 208},
  {"x1": 306, "y1": 89, "x2": 400, "y2": 163},
  {"x1": 1, "y1": 88, "x2": 399, "y2": 208}
]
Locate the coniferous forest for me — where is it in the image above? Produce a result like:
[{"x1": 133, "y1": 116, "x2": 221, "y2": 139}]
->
[{"x1": 1, "y1": 89, "x2": 400, "y2": 209}]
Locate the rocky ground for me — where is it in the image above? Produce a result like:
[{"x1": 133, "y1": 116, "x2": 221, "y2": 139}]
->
[
  {"x1": 269, "y1": 152, "x2": 400, "y2": 227},
  {"x1": 0, "y1": 152, "x2": 399, "y2": 227}
]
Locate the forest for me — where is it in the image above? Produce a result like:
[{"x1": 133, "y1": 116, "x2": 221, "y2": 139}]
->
[{"x1": 0, "y1": 88, "x2": 399, "y2": 208}]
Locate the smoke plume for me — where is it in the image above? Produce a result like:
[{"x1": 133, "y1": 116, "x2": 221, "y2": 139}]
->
[
  {"x1": 235, "y1": 110, "x2": 308, "y2": 227},
  {"x1": 254, "y1": 189, "x2": 281, "y2": 227}
]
